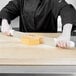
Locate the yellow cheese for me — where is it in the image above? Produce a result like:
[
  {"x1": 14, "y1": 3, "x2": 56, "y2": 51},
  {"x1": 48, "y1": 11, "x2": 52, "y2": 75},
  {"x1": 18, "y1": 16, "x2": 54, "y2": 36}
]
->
[{"x1": 21, "y1": 34, "x2": 43, "y2": 45}]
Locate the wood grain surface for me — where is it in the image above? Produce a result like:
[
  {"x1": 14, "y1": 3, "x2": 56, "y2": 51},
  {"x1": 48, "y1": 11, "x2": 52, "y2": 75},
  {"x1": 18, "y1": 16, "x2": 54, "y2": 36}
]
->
[{"x1": 0, "y1": 31, "x2": 76, "y2": 66}]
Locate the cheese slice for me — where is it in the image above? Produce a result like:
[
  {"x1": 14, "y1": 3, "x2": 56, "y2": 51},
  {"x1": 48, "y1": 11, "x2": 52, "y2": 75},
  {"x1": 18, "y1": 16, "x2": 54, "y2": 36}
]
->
[{"x1": 21, "y1": 34, "x2": 43, "y2": 45}]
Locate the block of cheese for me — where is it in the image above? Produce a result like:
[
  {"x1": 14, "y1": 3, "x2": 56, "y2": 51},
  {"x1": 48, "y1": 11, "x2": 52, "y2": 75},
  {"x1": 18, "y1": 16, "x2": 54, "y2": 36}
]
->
[{"x1": 21, "y1": 34, "x2": 43, "y2": 45}]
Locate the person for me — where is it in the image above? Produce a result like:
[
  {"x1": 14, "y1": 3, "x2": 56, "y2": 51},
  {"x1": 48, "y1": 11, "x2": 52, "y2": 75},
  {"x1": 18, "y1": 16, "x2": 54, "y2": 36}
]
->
[{"x1": 0, "y1": 0, "x2": 76, "y2": 48}]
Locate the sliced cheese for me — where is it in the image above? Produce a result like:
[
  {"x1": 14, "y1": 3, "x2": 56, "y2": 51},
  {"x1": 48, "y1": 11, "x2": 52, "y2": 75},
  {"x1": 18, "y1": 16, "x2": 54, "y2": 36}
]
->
[{"x1": 21, "y1": 34, "x2": 43, "y2": 45}]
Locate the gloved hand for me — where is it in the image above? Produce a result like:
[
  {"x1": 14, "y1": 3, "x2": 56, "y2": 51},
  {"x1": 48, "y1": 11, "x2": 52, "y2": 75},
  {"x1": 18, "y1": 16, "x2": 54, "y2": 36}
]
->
[
  {"x1": 54, "y1": 34, "x2": 75, "y2": 48},
  {"x1": 55, "y1": 24, "x2": 75, "y2": 48},
  {"x1": 1, "y1": 19, "x2": 14, "y2": 36}
]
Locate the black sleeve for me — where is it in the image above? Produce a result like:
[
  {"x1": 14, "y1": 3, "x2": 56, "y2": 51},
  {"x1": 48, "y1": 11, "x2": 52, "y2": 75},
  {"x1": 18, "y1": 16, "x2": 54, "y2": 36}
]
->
[
  {"x1": 0, "y1": 0, "x2": 20, "y2": 25},
  {"x1": 52, "y1": 0, "x2": 76, "y2": 26},
  {"x1": 60, "y1": 4, "x2": 76, "y2": 26}
]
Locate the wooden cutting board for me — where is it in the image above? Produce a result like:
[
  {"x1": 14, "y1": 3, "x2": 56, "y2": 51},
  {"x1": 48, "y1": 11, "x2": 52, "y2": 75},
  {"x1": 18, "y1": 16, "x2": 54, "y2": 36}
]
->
[
  {"x1": 0, "y1": 32, "x2": 57, "y2": 48},
  {"x1": 0, "y1": 31, "x2": 76, "y2": 65}
]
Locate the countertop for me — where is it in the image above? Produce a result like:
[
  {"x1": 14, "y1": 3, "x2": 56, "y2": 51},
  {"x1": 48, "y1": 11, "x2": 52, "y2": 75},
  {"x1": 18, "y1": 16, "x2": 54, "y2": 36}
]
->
[{"x1": 0, "y1": 31, "x2": 76, "y2": 66}]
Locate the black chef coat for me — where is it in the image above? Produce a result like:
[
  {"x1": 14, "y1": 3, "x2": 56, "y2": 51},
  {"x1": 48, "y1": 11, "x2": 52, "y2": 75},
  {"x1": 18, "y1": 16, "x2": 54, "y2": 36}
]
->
[{"x1": 0, "y1": 0, "x2": 76, "y2": 32}]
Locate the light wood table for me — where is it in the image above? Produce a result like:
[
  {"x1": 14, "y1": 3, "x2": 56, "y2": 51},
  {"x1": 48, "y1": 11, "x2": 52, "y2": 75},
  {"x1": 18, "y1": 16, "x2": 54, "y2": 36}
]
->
[{"x1": 0, "y1": 31, "x2": 76, "y2": 74}]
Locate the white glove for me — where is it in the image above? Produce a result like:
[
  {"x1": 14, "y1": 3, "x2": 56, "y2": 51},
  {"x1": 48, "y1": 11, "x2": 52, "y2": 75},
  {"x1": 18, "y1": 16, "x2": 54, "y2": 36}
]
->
[
  {"x1": 54, "y1": 36, "x2": 75, "y2": 48},
  {"x1": 1, "y1": 19, "x2": 14, "y2": 36},
  {"x1": 55, "y1": 24, "x2": 75, "y2": 48}
]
